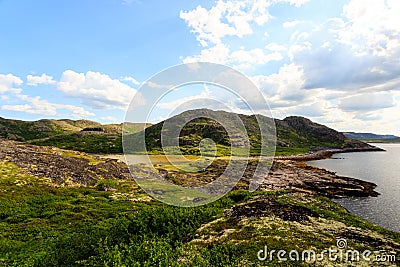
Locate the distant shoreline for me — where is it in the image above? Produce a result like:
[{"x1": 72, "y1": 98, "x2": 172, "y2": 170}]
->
[{"x1": 275, "y1": 146, "x2": 385, "y2": 161}]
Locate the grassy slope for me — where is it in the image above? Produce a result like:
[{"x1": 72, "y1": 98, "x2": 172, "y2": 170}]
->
[
  {"x1": 0, "y1": 160, "x2": 398, "y2": 266},
  {"x1": 0, "y1": 111, "x2": 360, "y2": 156},
  {"x1": 0, "y1": 117, "x2": 148, "y2": 154},
  {"x1": 142, "y1": 111, "x2": 351, "y2": 156},
  {"x1": 0, "y1": 119, "x2": 398, "y2": 266}
]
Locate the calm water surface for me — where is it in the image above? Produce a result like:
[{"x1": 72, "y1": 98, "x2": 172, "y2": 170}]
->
[{"x1": 308, "y1": 143, "x2": 400, "y2": 232}]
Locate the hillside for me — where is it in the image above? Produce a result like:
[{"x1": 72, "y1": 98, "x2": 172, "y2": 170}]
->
[
  {"x1": 0, "y1": 138, "x2": 398, "y2": 265},
  {"x1": 139, "y1": 109, "x2": 375, "y2": 156},
  {"x1": 343, "y1": 132, "x2": 399, "y2": 141},
  {"x1": 0, "y1": 117, "x2": 149, "y2": 153},
  {"x1": 373, "y1": 137, "x2": 400, "y2": 143},
  {"x1": 1, "y1": 111, "x2": 376, "y2": 156},
  {"x1": 0, "y1": 116, "x2": 102, "y2": 141}
]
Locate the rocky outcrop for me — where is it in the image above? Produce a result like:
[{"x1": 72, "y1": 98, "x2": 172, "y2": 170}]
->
[
  {"x1": 227, "y1": 196, "x2": 320, "y2": 222},
  {"x1": 156, "y1": 157, "x2": 379, "y2": 198},
  {"x1": 0, "y1": 139, "x2": 131, "y2": 185},
  {"x1": 0, "y1": 137, "x2": 380, "y2": 198}
]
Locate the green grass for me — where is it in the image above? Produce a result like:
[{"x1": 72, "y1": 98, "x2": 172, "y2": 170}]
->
[
  {"x1": 30, "y1": 134, "x2": 123, "y2": 154},
  {"x1": 0, "y1": 161, "x2": 255, "y2": 266},
  {"x1": 1, "y1": 160, "x2": 398, "y2": 266},
  {"x1": 274, "y1": 146, "x2": 310, "y2": 156}
]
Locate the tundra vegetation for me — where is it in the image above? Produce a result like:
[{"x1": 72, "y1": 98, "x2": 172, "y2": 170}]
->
[{"x1": 0, "y1": 112, "x2": 398, "y2": 266}]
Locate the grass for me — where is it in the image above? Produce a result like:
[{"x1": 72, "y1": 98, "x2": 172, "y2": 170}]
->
[
  {"x1": 30, "y1": 134, "x2": 123, "y2": 154},
  {"x1": 0, "y1": 160, "x2": 398, "y2": 266},
  {"x1": 0, "y1": 161, "x2": 251, "y2": 266}
]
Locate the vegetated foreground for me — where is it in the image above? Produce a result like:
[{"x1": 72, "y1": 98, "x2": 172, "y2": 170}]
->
[{"x1": 0, "y1": 139, "x2": 398, "y2": 266}]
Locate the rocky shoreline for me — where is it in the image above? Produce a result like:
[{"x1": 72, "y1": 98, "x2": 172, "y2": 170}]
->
[
  {"x1": 0, "y1": 138, "x2": 381, "y2": 199},
  {"x1": 267, "y1": 145, "x2": 384, "y2": 197},
  {"x1": 275, "y1": 145, "x2": 385, "y2": 161}
]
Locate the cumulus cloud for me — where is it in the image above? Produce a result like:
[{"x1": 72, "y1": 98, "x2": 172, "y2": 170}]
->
[
  {"x1": 178, "y1": 0, "x2": 399, "y2": 134},
  {"x1": 122, "y1": 76, "x2": 140, "y2": 85},
  {"x1": 183, "y1": 43, "x2": 283, "y2": 69},
  {"x1": 339, "y1": 0, "x2": 400, "y2": 57},
  {"x1": 180, "y1": 0, "x2": 311, "y2": 69},
  {"x1": 26, "y1": 73, "x2": 55, "y2": 86},
  {"x1": 180, "y1": 0, "x2": 310, "y2": 47},
  {"x1": 252, "y1": 63, "x2": 307, "y2": 105},
  {"x1": 180, "y1": 0, "x2": 272, "y2": 47},
  {"x1": 0, "y1": 73, "x2": 23, "y2": 94},
  {"x1": 57, "y1": 70, "x2": 143, "y2": 110},
  {"x1": 1, "y1": 72, "x2": 95, "y2": 118},
  {"x1": 2, "y1": 94, "x2": 94, "y2": 118},
  {"x1": 289, "y1": 0, "x2": 400, "y2": 91}
]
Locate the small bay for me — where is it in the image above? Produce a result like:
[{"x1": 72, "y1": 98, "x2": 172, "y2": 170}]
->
[{"x1": 308, "y1": 143, "x2": 400, "y2": 232}]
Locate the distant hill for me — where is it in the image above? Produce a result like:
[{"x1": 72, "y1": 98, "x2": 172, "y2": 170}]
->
[
  {"x1": 343, "y1": 132, "x2": 399, "y2": 141},
  {"x1": 0, "y1": 117, "x2": 149, "y2": 154},
  {"x1": 1, "y1": 110, "x2": 374, "y2": 155},
  {"x1": 130, "y1": 109, "x2": 372, "y2": 156},
  {"x1": 0, "y1": 117, "x2": 104, "y2": 141}
]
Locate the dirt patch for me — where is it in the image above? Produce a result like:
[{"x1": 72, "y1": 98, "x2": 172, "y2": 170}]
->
[{"x1": 227, "y1": 197, "x2": 319, "y2": 222}]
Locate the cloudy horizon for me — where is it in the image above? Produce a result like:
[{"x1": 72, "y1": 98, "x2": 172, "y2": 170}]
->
[{"x1": 0, "y1": 0, "x2": 399, "y2": 135}]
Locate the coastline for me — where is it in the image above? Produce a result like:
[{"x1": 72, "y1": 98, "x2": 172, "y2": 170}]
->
[
  {"x1": 0, "y1": 138, "x2": 383, "y2": 200},
  {"x1": 275, "y1": 146, "x2": 385, "y2": 161},
  {"x1": 262, "y1": 145, "x2": 385, "y2": 198}
]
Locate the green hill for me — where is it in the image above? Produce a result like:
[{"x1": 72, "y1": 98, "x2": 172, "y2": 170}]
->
[
  {"x1": 1, "y1": 110, "x2": 373, "y2": 156},
  {"x1": 137, "y1": 109, "x2": 370, "y2": 156},
  {"x1": 0, "y1": 117, "x2": 149, "y2": 154},
  {"x1": 343, "y1": 132, "x2": 399, "y2": 142}
]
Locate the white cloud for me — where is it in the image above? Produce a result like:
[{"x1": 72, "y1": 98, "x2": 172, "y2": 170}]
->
[
  {"x1": 338, "y1": 92, "x2": 395, "y2": 111},
  {"x1": 339, "y1": 0, "x2": 400, "y2": 57},
  {"x1": 183, "y1": 43, "x2": 231, "y2": 64},
  {"x1": 1, "y1": 72, "x2": 95, "y2": 118},
  {"x1": 180, "y1": 0, "x2": 310, "y2": 47},
  {"x1": 26, "y1": 73, "x2": 55, "y2": 86},
  {"x1": 252, "y1": 63, "x2": 307, "y2": 104},
  {"x1": 180, "y1": 0, "x2": 309, "y2": 68},
  {"x1": 288, "y1": 0, "x2": 400, "y2": 91},
  {"x1": 180, "y1": 1, "x2": 272, "y2": 47},
  {"x1": 2, "y1": 94, "x2": 94, "y2": 118},
  {"x1": 0, "y1": 73, "x2": 23, "y2": 94},
  {"x1": 282, "y1": 20, "x2": 303, "y2": 28},
  {"x1": 179, "y1": 0, "x2": 400, "y2": 135},
  {"x1": 183, "y1": 43, "x2": 283, "y2": 69},
  {"x1": 57, "y1": 70, "x2": 142, "y2": 110},
  {"x1": 122, "y1": 76, "x2": 140, "y2": 85}
]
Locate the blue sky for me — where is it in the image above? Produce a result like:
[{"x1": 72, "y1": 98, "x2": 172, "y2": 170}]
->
[{"x1": 0, "y1": 0, "x2": 399, "y2": 135}]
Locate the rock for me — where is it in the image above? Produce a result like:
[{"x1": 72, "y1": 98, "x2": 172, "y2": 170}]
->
[
  {"x1": 0, "y1": 138, "x2": 132, "y2": 186},
  {"x1": 227, "y1": 196, "x2": 319, "y2": 222}
]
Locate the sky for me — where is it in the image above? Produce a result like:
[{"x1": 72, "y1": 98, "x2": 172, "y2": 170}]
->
[{"x1": 0, "y1": 0, "x2": 399, "y2": 135}]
